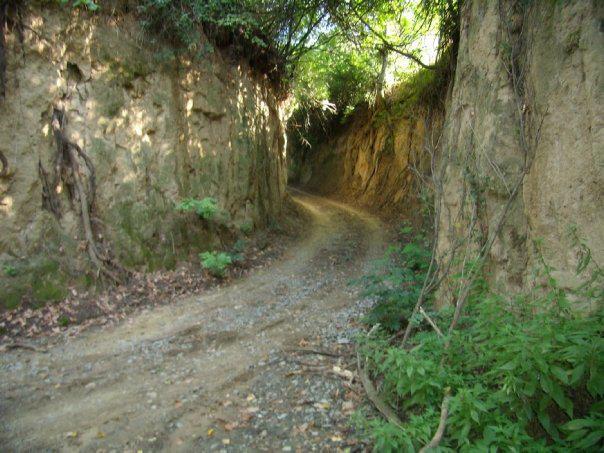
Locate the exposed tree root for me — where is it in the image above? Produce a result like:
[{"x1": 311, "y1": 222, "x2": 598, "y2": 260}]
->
[
  {"x1": 39, "y1": 104, "x2": 127, "y2": 284},
  {"x1": 0, "y1": 0, "x2": 24, "y2": 101},
  {"x1": 0, "y1": 0, "x2": 8, "y2": 100},
  {"x1": 0, "y1": 149, "x2": 7, "y2": 177}
]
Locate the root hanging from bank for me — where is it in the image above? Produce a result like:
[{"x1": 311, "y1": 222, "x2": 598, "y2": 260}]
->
[
  {"x1": 0, "y1": 0, "x2": 24, "y2": 101},
  {"x1": 40, "y1": 104, "x2": 127, "y2": 284},
  {"x1": 0, "y1": 150, "x2": 7, "y2": 177}
]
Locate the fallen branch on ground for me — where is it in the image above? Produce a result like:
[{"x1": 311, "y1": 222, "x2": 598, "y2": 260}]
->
[
  {"x1": 0, "y1": 342, "x2": 47, "y2": 353},
  {"x1": 284, "y1": 347, "x2": 343, "y2": 357}
]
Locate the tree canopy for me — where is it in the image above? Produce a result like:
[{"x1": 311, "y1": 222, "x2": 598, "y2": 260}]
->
[{"x1": 59, "y1": 1, "x2": 458, "y2": 99}]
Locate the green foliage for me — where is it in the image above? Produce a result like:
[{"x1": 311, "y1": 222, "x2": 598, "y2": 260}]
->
[
  {"x1": 1, "y1": 257, "x2": 69, "y2": 310},
  {"x1": 239, "y1": 220, "x2": 254, "y2": 235},
  {"x1": 58, "y1": 0, "x2": 99, "y2": 10},
  {"x1": 356, "y1": 241, "x2": 604, "y2": 451},
  {"x1": 229, "y1": 239, "x2": 247, "y2": 264},
  {"x1": 354, "y1": 227, "x2": 431, "y2": 332},
  {"x1": 199, "y1": 251, "x2": 232, "y2": 277},
  {"x1": 137, "y1": 0, "x2": 333, "y2": 91},
  {"x1": 176, "y1": 197, "x2": 218, "y2": 220},
  {"x1": 3, "y1": 264, "x2": 18, "y2": 277}
]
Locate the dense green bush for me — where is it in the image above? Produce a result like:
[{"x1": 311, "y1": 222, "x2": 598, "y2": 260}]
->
[{"x1": 356, "y1": 236, "x2": 604, "y2": 451}]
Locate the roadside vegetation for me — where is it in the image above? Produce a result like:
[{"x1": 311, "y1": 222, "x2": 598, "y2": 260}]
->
[{"x1": 355, "y1": 227, "x2": 603, "y2": 451}]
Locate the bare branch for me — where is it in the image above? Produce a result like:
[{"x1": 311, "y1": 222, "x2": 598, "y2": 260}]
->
[
  {"x1": 419, "y1": 306, "x2": 444, "y2": 338},
  {"x1": 419, "y1": 388, "x2": 452, "y2": 453}
]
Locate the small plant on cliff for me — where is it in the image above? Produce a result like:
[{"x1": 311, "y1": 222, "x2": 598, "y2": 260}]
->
[
  {"x1": 59, "y1": 0, "x2": 99, "y2": 10},
  {"x1": 176, "y1": 197, "x2": 218, "y2": 220},
  {"x1": 199, "y1": 251, "x2": 232, "y2": 278},
  {"x1": 3, "y1": 264, "x2": 18, "y2": 277}
]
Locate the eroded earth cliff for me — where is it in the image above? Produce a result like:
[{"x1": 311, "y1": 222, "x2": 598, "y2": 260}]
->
[{"x1": 0, "y1": 5, "x2": 287, "y2": 305}]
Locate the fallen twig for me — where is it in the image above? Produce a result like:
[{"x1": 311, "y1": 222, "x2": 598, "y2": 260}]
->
[
  {"x1": 291, "y1": 358, "x2": 328, "y2": 368},
  {"x1": 419, "y1": 388, "x2": 451, "y2": 453},
  {"x1": 0, "y1": 342, "x2": 47, "y2": 353},
  {"x1": 284, "y1": 347, "x2": 343, "y2": 358}
]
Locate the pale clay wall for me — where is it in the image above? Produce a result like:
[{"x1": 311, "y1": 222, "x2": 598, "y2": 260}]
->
[
  {"x1": 436, "y1": 0, "x2": 603, "y2": 303},
  {"x1": 0, "y1": 6, "x2": 287, "y2": 273}
]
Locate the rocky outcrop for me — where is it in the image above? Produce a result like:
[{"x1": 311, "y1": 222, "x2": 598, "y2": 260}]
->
[
  {"x1": 436, "y1": 0, "x2": 603, "y2": 302},
  {"x1": 0, "y1": 6, "x2": 286, "y2": 304}
]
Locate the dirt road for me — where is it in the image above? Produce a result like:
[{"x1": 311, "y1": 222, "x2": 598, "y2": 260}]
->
[{"x1": 0, "y1": 192, "x2": 386, "y2": 451}]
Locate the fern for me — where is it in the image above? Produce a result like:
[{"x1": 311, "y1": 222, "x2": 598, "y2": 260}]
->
[
  {"x1": 176, "y1": 197, "x2": 218, "y2": 220},
  {"x1": 199, "y1": 251, "x2": 232, "y2": 278}
]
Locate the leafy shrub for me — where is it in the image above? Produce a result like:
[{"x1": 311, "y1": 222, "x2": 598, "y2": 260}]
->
[
  {"x1": 239, "y1": 220, "x2": 254, "y2": 235},
  {"x1": 229, "y1": 239, "x2": 247, "y2": 264},
  {"x1": 176, "y1": 197, "x2": 218, "y2": 220},
  {"x1": 357, "y1": 244, "x2": 604, "y2": 451},
  {"x1": 199, "y1": 251, "x2": 232, "y2": 277},
  {"x1": 354, "y1": 229, "x2": 431, "y2": 332}
]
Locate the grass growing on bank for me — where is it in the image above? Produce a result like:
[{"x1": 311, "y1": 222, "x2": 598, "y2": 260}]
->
[{"x1": 354, "y1": 229, "x2": 603, "y2": 451}]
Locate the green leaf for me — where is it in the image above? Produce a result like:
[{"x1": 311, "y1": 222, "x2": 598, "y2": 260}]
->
[
  {"x1": 562, "y1": 418, "x2": 599, "y2": 431},
  {"x1": 570, "y1": 363, "x2": 586, "y2": 384},
  {"x1": 537, "y1": 410, "x2": 560, "y2": 441},
  {"x1": 551, "y1": 366, "x2": 569, "y2": 385},
  {"x1": 576, "y1": 431, "x2": 603, "y2": 449},
  {"x1": 499, "y1": 360, "x2": 517, "y2": 371},
  {"x1": 549, "y1": 382, "x2": 573, "y2": 418}
]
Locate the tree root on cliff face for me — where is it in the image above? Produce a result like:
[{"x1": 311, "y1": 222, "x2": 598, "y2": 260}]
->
[
  {"x1": 0, "y1": 150, "x2": 7, "y2": 177},
  {"x1": 39, "y1": 105, "x2": 127, "y2": 284},
  {"x1": 0, "y1": 0, "x2": 24, "y2": 101}
]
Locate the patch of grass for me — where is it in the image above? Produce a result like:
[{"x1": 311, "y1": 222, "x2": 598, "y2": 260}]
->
[
  {"x1": 2, "y1": 289, "x2": 25, "y2": 310},
  {"x1": 0, "y1": 257, "x2": 69, "y2": 310},
  {"x1": 32, "y1": 280, "x2": 68, "y2": 304}
]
